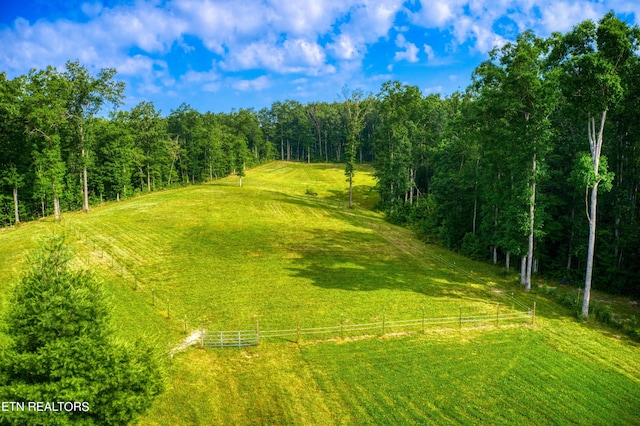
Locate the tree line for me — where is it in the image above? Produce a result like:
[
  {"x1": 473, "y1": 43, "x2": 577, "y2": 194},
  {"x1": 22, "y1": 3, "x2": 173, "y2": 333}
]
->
[
  {"x1": 370, "y1": 12, "x2": 640, "y2": 314},
  {"x1": 1, "y1": 12, "x2": 639, "y2": 309}
]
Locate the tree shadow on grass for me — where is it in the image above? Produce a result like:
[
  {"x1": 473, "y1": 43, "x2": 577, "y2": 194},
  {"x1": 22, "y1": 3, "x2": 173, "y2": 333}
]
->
[{"x1": 284, "y1": 228, "x2": 494, "y2": 304}]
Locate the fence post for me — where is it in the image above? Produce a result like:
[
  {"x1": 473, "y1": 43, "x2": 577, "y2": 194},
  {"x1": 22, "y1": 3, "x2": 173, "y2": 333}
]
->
[
  {"x1": 201, "y1": 325, "x2": 205, "y2": 348},
  {"x1": 219, "y1": 331, "x2": 223, "y2": 348},
  {"x1": 340, "y1": 314, "x2": 344, "y2": 338},
  {"x1": 532, "y1": 302, "x2": 536, "y2": 326}
]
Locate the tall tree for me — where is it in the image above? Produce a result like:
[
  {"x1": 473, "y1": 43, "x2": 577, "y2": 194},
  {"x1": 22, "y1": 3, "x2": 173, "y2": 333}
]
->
[
  {"x1": 342, "y1": 87, "x2": 369, "y2": 208},
  {"x1": 62, "y1": 61, "x2": 124, "y2": 213},
  {"x1": 23, "y1": 67, "x2": 68, "y2": 221},
  {"x1": 128, "y1": 101, "x2": 169, "y2": 192},
  {"x1": 550, "y1": 12, "x2": 639, "y2": 317}
]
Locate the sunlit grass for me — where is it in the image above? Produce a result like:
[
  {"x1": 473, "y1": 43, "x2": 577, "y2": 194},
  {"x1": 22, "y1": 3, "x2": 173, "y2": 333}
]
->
[{"x1": 0, "y1": 161, "x2": 638, "y2": 425}]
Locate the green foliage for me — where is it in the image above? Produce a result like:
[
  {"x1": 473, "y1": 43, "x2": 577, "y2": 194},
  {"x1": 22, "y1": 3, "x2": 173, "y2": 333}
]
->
[
  {"x1": 461, "y1": 232, "x2": 483, "y2": 260},
  {"x1": 571, "y1": 152, "x2": 615, "y2": 191},
  {"x1": 0, "y1": 236, "x2": 164, "y2": 425}
]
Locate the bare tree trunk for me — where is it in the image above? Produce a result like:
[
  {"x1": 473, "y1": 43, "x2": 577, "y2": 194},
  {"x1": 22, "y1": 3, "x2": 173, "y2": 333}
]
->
[
  {"x1": 583, "y1": 111, "x2": 607, "y2": 319},
  {"x1": 54, "y1": 197, "x2": 60, "y2": 221},
  {"x1": 12, "y1": 187, "x2": 19, "y2": 224},
  {"x1": 409, "y1": 167, "x2": 414, "y2": 205},
  {"x1": 506, "y1": 251, "x2": 510, "y2": 272},
  {"x1": 520, "y1": 256, "x2": 526, "y2": 285},
  {"x1": 525, "y1": 152, "x2": 537, "y2": 291},
  {"x1": 82, "y1": 147, "x2": 90, "y2": 213},
  {"x1": 147, "y1": 163, "x2": 151, "y2": 192},
  {"x1": 583, "y1": 182, "x2": 599, "y2": 317},
  {"x1": 472, "y1": 196, "x2": 477, "y2": 234}
]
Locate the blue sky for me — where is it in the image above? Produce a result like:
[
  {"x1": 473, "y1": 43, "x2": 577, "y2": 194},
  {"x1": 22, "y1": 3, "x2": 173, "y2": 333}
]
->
[{"x1": 1, "y1": 1, "x2": 638, "y2": 115}]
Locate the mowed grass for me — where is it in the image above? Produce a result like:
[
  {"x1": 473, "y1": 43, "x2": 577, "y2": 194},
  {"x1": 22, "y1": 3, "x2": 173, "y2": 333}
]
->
[
  {"x1": 0, "y1": 161, "x2": 638, "y2": 425},
  {"x1": 51, "y1": 162, "x2": 509, "y2": 336}
]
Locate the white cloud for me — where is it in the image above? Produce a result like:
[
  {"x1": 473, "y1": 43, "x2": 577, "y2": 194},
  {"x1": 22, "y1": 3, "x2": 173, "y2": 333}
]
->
[
  {"x1": 173, "y1": 0, "x2": 268, "y2": 54},
  {"x1": 411, "y1": 0, "x2": 464, "y2": 28},
  {"x1": 232, "y1": 75, "x2": 271, "y2": 91},
  {"x1": 424, "y1": 44, "x2": 435, "y2": 61},
  {"x1": 221, "y1": 36, "x2": 333, "y2": 75},
  {"x1": 394, "y1": 34, "x2": 419, "y2": 62},
  {"x1": 327, "y1": 34, "x2": 361, "y2": 60},
  {"x1": 537, "y1": 1, "x2": 604, "y2": 33}
]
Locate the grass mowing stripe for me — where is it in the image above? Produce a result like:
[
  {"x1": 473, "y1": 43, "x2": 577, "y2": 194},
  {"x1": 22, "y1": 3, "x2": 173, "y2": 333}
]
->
[
  {"x1": 1, "y1": 162, "x2": 638, "y2": 424},
  {"x1": 300, "y1": 327, "x2": 640, "y2": 425}
]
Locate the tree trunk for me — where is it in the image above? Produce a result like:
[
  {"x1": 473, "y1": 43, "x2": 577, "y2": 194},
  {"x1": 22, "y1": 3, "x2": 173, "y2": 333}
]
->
[
  {"x1": 520, "y1": 256, "x2": 526, "y2": 285},
  {"x1": 82, "y1": 147, "x2": 90, "y2": 213},
  {"x1": 583, "y1": 182, "x2": 599, "y2": 318},
  {"x1": 12, "y1": 187, "x2": 19, "y2": 224},
  {"x1": 525, "y1": 152, "x2": 536, "y2": 291},
  {"x1": 506, "y1": 251, "x2": 510, "y2": 272},
  {"x1": 147, "y1": 163, "x2": 151, "y2": 192},
  {"x1": 409, "y1": 167, "x2": 414, "y2": 205},
  {"x1": 582, "y1": 110, "x2": 607, "y2": 319},
  {"x1": 472, "y1": 195, "x2": 477, "y2": 234}
]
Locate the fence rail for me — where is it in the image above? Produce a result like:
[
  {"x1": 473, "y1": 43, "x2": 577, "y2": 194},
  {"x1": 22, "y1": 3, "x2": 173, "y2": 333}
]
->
[{"x1": 202, "y1": 305, "x2": 535, "y2": 348}]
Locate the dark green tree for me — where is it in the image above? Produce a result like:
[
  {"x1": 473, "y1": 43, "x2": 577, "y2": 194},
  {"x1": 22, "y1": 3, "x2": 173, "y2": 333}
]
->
[
  {"x1": 62, "y1": 61, "x2": 125, "y2": 213},
  {"x1": 0, "y1": 236, "x2": 164, "y2": 425}
]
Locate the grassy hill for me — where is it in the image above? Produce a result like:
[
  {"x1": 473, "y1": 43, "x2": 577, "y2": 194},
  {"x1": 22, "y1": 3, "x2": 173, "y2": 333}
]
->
[{"x1": 0, "y1": 161, "x2": 638, "y2": 425}]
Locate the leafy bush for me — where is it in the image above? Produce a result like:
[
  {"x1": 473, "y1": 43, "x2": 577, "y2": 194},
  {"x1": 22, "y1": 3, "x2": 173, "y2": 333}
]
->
[{"x1": 461, "y1": 232, "x2": 482, "y2": 260}]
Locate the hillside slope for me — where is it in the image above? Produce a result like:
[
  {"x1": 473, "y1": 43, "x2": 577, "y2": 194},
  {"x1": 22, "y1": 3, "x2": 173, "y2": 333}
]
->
[{"x1": 0, "y1": 162, "x2": 638, "y2": 425}]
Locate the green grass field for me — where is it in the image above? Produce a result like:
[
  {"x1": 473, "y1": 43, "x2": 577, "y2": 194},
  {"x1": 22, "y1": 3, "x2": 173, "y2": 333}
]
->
[{"x1": 0, "y1": 161, "x2": 638, "y2": 425}]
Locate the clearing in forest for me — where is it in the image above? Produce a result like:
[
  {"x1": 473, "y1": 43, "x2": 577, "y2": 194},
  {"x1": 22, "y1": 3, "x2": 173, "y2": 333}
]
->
[{"x1": 0, "y1": 162, "x2": 638, "y2": 425}]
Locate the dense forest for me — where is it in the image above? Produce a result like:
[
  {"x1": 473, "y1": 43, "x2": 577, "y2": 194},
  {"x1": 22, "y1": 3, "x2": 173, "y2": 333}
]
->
[{"x1": 1, "y1": 12, "x2": 639, "y2": 303}]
